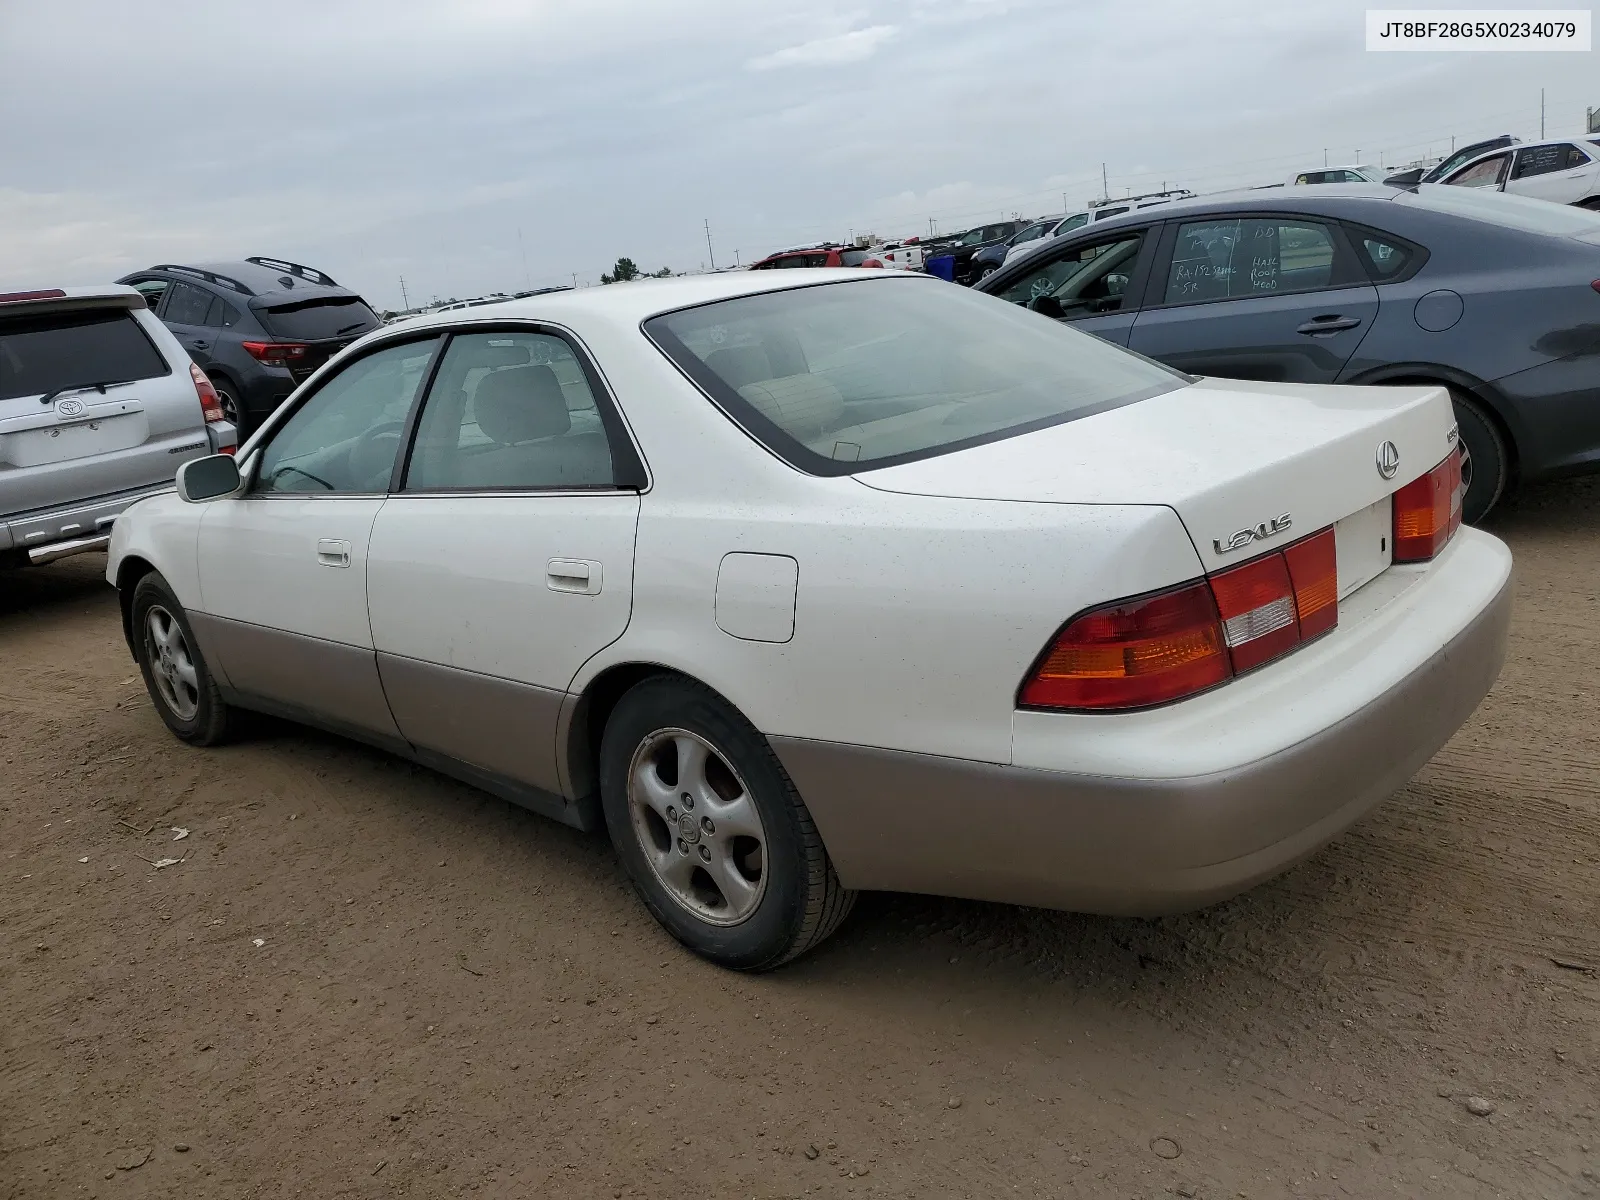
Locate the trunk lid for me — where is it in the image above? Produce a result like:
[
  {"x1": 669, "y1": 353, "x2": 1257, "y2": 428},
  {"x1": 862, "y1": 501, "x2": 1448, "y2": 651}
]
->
[{"x1": 855, "y1": 376, "x2": 1459, "y2": 579}]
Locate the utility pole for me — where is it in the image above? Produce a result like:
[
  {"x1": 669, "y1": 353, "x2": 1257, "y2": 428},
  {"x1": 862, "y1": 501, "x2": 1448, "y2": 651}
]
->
[
  {"x1": 1062, "y1": 191, "x2": 1068, "y2": 214},
  {"x1": 1101, "y1": 162, "x2": 1108, "y2": 200},
  {"x1": 1540, "y1": 88, "x2": 1545, "y2": 138},
  {"x1": 734, "y1": 249, "x2": 740, "y2": 266},
  {"x1": 704, "y1": 219, "x2": 716, "y2": 270},
  {"x1": 1324, "y1": 148, "x2": 1328, "y2": 167},
  {"x1": 398, "y1": 276, "x2": 409, "y2": 310},
  {"x1": 570, "y1": 272, "x2": 577, "y2": 289}
]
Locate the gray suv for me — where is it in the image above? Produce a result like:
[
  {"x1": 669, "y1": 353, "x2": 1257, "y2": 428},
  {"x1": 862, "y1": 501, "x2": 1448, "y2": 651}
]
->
[{"x1": 0, "y1": 285, "x2": 235, "y2": 569}]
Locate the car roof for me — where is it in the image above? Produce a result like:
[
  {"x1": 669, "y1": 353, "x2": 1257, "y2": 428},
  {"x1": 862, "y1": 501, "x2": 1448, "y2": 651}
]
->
[
  {"x1": 135, "y1": 259, "x2": 355, "y2": 301},
  {"x1": 363, "y1": 269, "x2": 935, "y2": 339},
  {"x1": 1073, "y1": 183, "x2": 1403, "y2": 231}
]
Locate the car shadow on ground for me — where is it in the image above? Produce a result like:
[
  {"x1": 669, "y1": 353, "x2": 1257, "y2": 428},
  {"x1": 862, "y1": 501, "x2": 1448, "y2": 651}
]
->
[{"x1": 0, "y1": 553, "x2": 116, "y2": 626}]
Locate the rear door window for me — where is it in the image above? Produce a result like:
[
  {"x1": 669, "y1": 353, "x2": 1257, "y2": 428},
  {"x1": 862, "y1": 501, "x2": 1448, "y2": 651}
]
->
[
  {"x1": 0, "y1": 308, "x2": 170, "y2": 401},
  {"x1": 256, "y1": 296, "x2": 380, "y2": 341},
  {"x1": 1162, "y1": 218, "x2": 1337, "y2": 303},
  {"x1": 163, "y1": 281, "x2": 213, "y2": 326},
  {"x1": 1512, "y1": 144, "x2": 1568, "y2": 179}
]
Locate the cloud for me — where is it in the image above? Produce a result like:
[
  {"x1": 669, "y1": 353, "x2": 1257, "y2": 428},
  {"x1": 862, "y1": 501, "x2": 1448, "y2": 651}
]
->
[{"x1": 746, "y1": 24, "x2": 897, "y2": 70}]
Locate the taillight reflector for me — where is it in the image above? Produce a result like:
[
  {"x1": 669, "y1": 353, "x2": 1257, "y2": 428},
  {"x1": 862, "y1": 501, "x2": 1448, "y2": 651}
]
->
[
  {"x1": 242, "y1": 340, "x2": 309, "y2": 365},
  {"x1": 1283, "y1": 528, "x2": 1339, "y2": 640},
  {"x1": 0, "y1": 289, "x2": 67, "y2": 304},
  {"x1": 1393, "y1": 448, "x2": 1463, "y2": 562},
  {"x1": 1021, "y1": 526, "x2": 1341, "y2": 711},
  {"x1": 190, "y1": 363, "x2": 226, "y2": 424},
  {"x1": 1017, "y1": 582, "x2": 1229, "y2": 711}
]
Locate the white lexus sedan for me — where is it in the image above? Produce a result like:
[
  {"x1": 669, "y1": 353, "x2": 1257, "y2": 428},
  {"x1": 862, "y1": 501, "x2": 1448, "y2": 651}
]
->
[{"x1": 107, "y1": 270, "x2": 1512, "y2": 970}]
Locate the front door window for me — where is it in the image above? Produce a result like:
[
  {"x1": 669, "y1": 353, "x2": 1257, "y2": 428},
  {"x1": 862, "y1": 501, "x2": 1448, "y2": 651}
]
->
[{"x1": 253, "y1": 336, "x2": 440, "y2": 494}]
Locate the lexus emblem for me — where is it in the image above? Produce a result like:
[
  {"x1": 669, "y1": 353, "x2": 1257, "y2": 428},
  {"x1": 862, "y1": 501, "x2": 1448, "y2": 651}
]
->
[
  {"x1": 1376, "y1": 440, "x2": 1400, "y2": 480},
  {"x1": 56, "y1": 398, "x2": 86, "y2": 418}
]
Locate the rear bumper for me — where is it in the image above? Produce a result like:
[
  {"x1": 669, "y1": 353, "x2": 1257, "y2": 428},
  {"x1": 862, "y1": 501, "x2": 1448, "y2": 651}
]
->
[
  {"x1": 0, "y1": 482, "x2": 174, "y2": 557},
  {"x1": 775, "y1": 532, "x2": 1512, "y2": 915}
]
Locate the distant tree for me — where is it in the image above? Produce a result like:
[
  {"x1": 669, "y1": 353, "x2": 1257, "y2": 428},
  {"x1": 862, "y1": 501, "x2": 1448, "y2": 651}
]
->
[
  {"x1": 652, "y1": 267, "x2": 673, "y2": 278},
  {"x1": 600, "y1": 257, "x2": 641, "y2": 284}
]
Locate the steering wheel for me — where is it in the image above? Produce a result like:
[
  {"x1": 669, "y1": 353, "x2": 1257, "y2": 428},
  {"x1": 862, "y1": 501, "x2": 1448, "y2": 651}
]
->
[{"x1": 348, "y1": 419, "x2": 407, "y2": 488}]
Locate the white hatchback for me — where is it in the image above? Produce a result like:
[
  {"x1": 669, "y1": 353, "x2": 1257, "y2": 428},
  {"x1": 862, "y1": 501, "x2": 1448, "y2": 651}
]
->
[{"x1": 108, "y1": 271, "x2": 1512, "y2": 969}]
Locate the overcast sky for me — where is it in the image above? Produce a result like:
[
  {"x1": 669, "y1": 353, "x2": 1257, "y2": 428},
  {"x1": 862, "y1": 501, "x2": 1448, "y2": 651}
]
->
[{"x1": 2, "y1": 0, "x2": 1595, "y2": 309}]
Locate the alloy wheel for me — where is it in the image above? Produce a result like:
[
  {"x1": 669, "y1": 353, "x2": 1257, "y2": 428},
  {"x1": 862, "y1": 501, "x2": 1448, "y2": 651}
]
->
[
  {"x1": 627, "y1": 727, "x2": 768, "y2": 926},
  {"x1": 144, "y1": 605, "x2": 199, "y2": 720}
]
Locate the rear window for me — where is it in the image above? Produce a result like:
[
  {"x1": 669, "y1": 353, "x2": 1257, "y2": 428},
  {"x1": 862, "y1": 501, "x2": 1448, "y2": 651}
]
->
[
  {"x1": 645, "y1": 278, "x2": 1184, "y2": 476},
  {"x1": 838, "y1": 250, "x2": 874, "y2": 266},
  {"x1": 256, "y1": 295, "x2": 380, "y2": 341},
  {"x1": 1404, "y1": 184, "x2": 1600, "y2": 236},
  {"x1": 0, "y1": 308, "x2": 169, "y2": 402}
]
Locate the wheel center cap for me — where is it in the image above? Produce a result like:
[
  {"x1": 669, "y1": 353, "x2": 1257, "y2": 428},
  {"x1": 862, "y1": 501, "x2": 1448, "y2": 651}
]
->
[{"x1": 677, "y1": 813, "x2": 701, "y2": 844}]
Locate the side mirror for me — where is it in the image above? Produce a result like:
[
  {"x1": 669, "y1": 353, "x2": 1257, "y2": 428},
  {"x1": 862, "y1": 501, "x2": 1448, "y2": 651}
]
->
[{"x1": 176, "y1": 454, "x2": 241, "y2": 503}]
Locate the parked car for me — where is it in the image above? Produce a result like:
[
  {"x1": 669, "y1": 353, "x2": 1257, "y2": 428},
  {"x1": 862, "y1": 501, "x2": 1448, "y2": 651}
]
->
[
  {"x1": 1439, "y1": 137, "x2": 1600, "y2": 209},
  {"x1": 1287, "y1": 166, "x2": 1383, "y2": 185},
  {"x1": 109, "y1": 270, "x2": 1509, "y2": 969},
  {"x1": 749, "y1": 245, "x2": 884, "y2": 270},
  {"x1": 972, "y1": 214, "x2": 1092, "y2": 278},
  {"x1": 1084, "y1": 189, "x2": 1195, "y2": 223},
  {"x1": 0, "y1": 285, "x2": 234, "y2": 569},
  {"x1": 1384, "y1": 135, "x2": 1520, "y2": 187},
  {"x1": 1000, "y1": 213, "x2": 1094, "y2": 265},
  {"x1": 117, "y1": 258, "x2": 382, "y2": 437},
  {"x1": 976, "y1": 183, "x2": 1600, "y2": 522},
  {"x1": 868, "y1": 240, "x2": 925, "y2": 271},
  {"x1": 924, "y1": 220, "x2": 1032, "y2": 284}
]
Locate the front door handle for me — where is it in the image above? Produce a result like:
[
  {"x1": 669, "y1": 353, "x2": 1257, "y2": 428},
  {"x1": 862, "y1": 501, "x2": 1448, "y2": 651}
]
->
[
  {"x1": 1297, "y1": 315, "x2": 1363, "y2": 336},
  {"x1": 187, "y1": 339, "x2": 210, "y2": 350},
  {"x1": 547, "y1": 558, "x2": 602, "y2": 595},
  {"x1": 317, "y1": 539, "x2": 351, "y2": 568}
]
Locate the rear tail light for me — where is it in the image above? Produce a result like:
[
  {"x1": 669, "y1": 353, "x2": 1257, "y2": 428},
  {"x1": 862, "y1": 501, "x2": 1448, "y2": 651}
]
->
[
  {"x1": 190, "y1": 363, "x2": 226, "y2": 426},
  {"x1": 1017, "y1": 582, "x2": 1229, "y2": 711},
  {"x1": 1592, "y1": 280, "x2": 1600, "y2": 295},
  {"x1": 242, "y1": 340, "x2": 309, "y2": 365},
  {"x1": 0, "y1": 289, "x2": 67, "y2": 304},
  {"x1": 1020, "y1": 527, "x2": 1339, "y2": 711},
  {"x1": 1392, "y1": 448, "x2": 1463, "y2": 562}
]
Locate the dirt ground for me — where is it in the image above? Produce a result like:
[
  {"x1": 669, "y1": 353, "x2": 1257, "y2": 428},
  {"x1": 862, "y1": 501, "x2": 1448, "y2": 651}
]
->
[{"x1": 3, "y1": 481, "x2": 1598, "y2": 1200}]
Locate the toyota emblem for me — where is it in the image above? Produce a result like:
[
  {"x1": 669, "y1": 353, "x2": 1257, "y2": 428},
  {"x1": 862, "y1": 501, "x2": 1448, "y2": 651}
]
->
[
  {"x1": 56, "y1": 398, "x2": 86, "y2": 418},
  {"x1": 1376, "y1": 440, "x2": 1400, "y2": 480}
]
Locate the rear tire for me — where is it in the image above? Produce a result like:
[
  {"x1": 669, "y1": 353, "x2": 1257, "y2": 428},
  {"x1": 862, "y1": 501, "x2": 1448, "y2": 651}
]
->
[
  {"x1": 599, "y1": 675, "x2": 855, "y2": 971},
  {"x1": 131, "y1": 572, "x2": 232, "y2": 746},
  {"x1": 213, "y1": 379, "x2": 248, "y2": 439},
  {"x1": 1451, "y1": 392, "x2": 1508, "y2": 524}
]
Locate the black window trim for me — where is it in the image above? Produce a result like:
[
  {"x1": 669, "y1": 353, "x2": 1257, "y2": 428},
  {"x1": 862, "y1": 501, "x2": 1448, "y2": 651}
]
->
[
  {"x1": 1142, "y1": 211, "x2": 1369, "y2": 312},
  {"x1": 640, "y1": 275, "x2": 1186, "y2": 480},
  {"x1": 390, "y1": 320, "x2": 649, "y2": 496}
]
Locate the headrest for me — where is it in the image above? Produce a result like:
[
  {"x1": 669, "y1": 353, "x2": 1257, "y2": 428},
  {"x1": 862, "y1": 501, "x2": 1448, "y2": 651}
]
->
[
  {"x1": 474, "y1": 365, "x2": 570, "y2": 445},
  {"x1": 705, "y1": 345, "x2": 774, "y2": 391},
  {"x1": 737, "y1": 373, "x2": 843, "y2": 436}
]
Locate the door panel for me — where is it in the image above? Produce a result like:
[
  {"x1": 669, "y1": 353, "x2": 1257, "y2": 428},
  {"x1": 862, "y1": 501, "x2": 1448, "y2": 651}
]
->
[
  {"x1": 364, "y1": 327, "x2": 643, "y2": 787},
  {"x1": 1128, "y1": 215, "x2": 1378, "y2": 383},
  {"x1": 375, "y1": 653, "x2": 567, "y2": 793},
  {"x1": 197, "y1": 495, "x2": 401, "y2": 738},
  {"x1": 1128, "y1": 285, "x2": 1379, "y2": 382},
  {"x1": 366, "y1": 492, "x2": 640, "y2": 777}
]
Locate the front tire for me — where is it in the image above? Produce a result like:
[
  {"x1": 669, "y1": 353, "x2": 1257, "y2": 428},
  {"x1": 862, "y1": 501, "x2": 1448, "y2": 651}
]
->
[
  {"x1": 131, "y1": 572, "x2": 232, "y2": 746},
  {"x1": 599, "y1": 676, "x2": 855, "y2": 970},
  {"x1": 978, "y1": 263, "x2": 999, "y2": 280},
  {"x1": 1451, "y1": 392, "x2": 1508, "y2": 524}
]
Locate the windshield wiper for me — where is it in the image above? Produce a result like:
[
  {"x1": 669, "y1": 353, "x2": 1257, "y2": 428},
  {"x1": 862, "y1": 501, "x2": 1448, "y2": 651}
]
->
[
  {"x1": 332, "y1": 321, "x2": 369, "y2": 336},
  {"x1": 39, "y1": 379, "x2": 139, "y2": 407}
]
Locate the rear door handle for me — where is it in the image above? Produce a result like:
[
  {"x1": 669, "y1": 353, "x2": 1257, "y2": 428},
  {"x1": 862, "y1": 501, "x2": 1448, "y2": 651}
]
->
[
  {"x1": 1296, "y1": 315, "x2": 1363, "y2": 336},
  {"x1": 547, "y1": 558, "x2": 602, "y2": 595},
  {"x1": 317, "y1": 539, "x2": 351, "y2": 568},
  {"x1": 186, "y1": 338, "x2": 210, "y2": 350}
]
